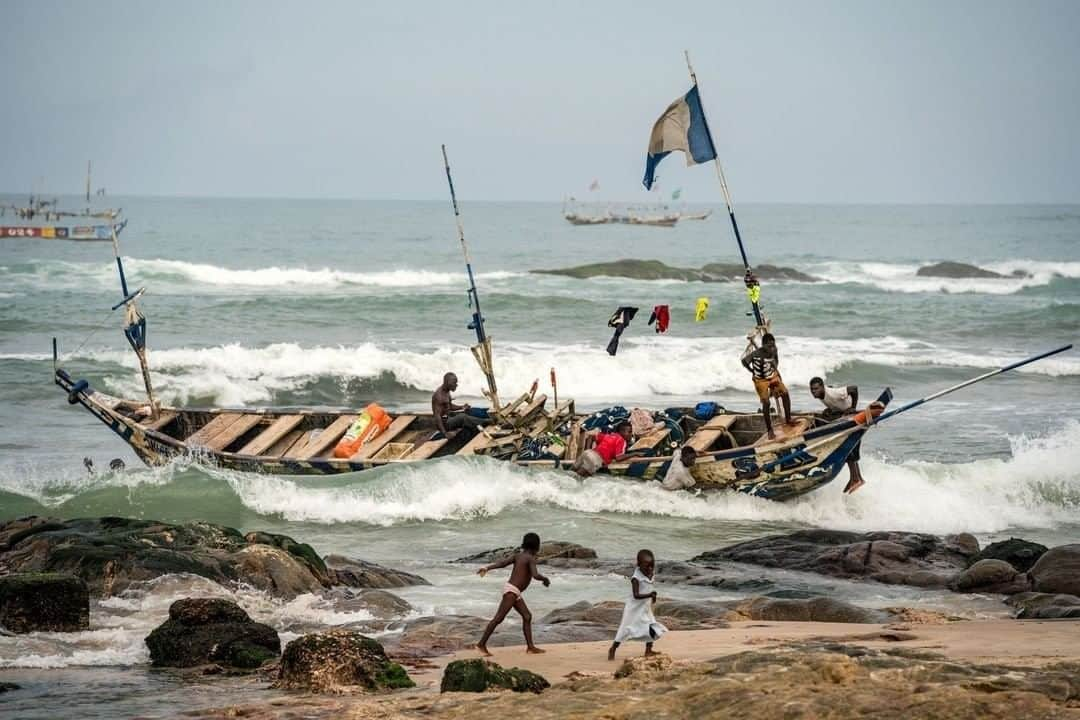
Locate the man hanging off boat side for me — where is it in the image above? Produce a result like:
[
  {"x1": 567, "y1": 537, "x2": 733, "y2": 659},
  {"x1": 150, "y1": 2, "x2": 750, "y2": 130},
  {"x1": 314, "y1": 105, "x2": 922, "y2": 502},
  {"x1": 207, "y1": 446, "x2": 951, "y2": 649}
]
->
[
  {"x1": 741, "y1": 333, "x2": 793, "y2": 440},
  {"x1": 573, "y1": 421, "x2": 636, "y2": 477},
  {"x1": 432, "y1": 372, "x2": 482, "y2": 439},
  {"x1": 809, "y1": 376, "x2": 866, "y2": 494}
]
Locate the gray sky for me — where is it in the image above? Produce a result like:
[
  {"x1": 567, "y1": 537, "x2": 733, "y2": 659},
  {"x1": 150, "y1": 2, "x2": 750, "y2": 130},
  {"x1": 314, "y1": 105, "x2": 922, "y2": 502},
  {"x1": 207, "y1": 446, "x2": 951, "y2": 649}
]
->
[{"x1": 3, "y1": 1, "x2": 1078, "y2": 202}]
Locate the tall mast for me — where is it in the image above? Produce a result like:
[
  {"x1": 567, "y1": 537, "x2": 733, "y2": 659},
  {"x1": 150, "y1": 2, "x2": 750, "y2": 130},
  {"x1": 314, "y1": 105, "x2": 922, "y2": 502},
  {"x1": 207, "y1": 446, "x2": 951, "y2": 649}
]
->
[
  {"x1": 441, "y1": 144, "x2": 500, "y2": 411},
  {"x1": 684, "y1": 51, "x2": 767, "y2": 332},
  {"x1": 109, "y1": 226, "x2": 158, "y2": 418},
  {"x1": 86, "y1": 160, "x2": 92, "y2": 205}
]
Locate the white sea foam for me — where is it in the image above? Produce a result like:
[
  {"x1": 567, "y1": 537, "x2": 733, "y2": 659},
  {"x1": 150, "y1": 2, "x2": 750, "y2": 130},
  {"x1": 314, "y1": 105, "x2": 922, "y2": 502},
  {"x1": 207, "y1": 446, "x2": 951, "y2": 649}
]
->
[
  {"x1": 0, "y1": 257, "x2": 522, "y2": 294},
  {"x1": 43, "y1": 334, "x2": 1077, "y2": 406},
  {"x1": 0, "y1": 572, "x2": 375, "y2": 668},
  {"x1": 810, "y1": 259, "x2": 1080, "y2": 294},
  {"x1": 224, "y1": 422, "x2": 1080, "y2": 535}
]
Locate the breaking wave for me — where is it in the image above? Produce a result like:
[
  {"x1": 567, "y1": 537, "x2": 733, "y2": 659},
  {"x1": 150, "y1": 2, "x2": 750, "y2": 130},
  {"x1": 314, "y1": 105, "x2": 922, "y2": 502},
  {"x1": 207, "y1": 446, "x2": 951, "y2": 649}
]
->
[
  {"x1": 0, "y1": 257, "x2": 523, "y2": 294},
  {"x1": 8, "y1": 333, "x2": 1075, "y2": 406},
  {"x1": 809, "y1": 259, "x2": 1080, "y2": 295},
  {"x1": 3, "y1": 424, "x2": 1079, "y2": 536}
]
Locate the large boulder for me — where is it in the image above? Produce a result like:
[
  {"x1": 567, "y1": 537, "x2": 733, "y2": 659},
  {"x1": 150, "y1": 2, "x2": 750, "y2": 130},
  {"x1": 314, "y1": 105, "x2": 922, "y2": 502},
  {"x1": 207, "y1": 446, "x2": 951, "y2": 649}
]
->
[
  {"x1": 950, "y1": 559, "x2": 1031, "y2": 595},
  {"x1": 0, "y1": 681, "x2": 20, "y2": 693},
  {"x1": 232, "y1": 544, "x2": 325, "y2": 598},
  {"x1": 693, "y1": 530, "x2": 979, "y2": 588},
  {"x1": 273, "y1": 630, "x2": 414, "y2": 693},
  {"x1": 454, "y1": 541, "x2": 597, "y2": 565},
  {"x1": 1006, "y1": 592, "x2": 1080, "y2": 619},
  {"x1": 916, "y1": 262, "x2": 1016, "y2": 279},
  {"x1": 970, "y1": 538, "x2": 1048, "y2": 573},
  {"x1": 324, "y1": 555, "x2": 430, "y2": 588},
  {"x1": 144, "y1": 598, "x2": 280, "y2": 669},
  {"x1": 0, "y1": 573, "x2": 89, "y2": 633},
  {"x1": 441, "y1": 659, "x2": 549, "y2": 694},
  {"x1": 531, "y1": 259, "x2": 818, "y2": 283},
  {"x1": 1028, "y1": 544, "x2": 1080, "y2": 597},
  {"x1": 243, "y1": 531, "x2": 329, "y2": 583},
  {"x1": 727, "y1": 596, "x2": 889, "y2": 624},
  {"x1": 0, "y1": 516, "x2": 336, "y2": 599}
]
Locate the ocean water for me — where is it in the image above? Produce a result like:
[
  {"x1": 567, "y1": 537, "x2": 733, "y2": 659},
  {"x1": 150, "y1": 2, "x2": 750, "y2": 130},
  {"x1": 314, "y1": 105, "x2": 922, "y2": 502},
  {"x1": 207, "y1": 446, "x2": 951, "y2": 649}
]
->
[{"x1": 1, "y1": 197, "x2": 1078, "y2": 717}]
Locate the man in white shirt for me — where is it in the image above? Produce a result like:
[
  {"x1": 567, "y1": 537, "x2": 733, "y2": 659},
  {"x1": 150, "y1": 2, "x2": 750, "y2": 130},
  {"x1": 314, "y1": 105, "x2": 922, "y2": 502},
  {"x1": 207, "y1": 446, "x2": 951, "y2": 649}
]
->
[{"x1": 809, "y1": 377, "x2": 865, "y2": 494}]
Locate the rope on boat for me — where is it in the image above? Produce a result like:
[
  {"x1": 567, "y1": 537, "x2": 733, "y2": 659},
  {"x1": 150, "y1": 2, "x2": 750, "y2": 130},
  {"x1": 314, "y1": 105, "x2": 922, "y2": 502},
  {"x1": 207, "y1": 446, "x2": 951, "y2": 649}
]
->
[{"x1": 64, "y1": 303, "x2": 121, "y2": 363}]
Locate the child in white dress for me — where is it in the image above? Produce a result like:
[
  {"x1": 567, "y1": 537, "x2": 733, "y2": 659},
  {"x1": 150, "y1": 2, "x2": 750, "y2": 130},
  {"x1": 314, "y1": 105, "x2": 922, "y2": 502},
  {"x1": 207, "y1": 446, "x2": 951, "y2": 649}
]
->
[{"x1": 608, "y1": 549, "x2": 667, "y2": 660}]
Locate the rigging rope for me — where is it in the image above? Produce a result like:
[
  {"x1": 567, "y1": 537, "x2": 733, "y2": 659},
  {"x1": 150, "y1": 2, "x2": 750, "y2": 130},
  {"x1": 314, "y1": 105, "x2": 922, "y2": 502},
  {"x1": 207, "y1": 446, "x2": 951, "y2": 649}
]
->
[{"x1": 65, "y1": 304, "x2": 121, "y2": 363}]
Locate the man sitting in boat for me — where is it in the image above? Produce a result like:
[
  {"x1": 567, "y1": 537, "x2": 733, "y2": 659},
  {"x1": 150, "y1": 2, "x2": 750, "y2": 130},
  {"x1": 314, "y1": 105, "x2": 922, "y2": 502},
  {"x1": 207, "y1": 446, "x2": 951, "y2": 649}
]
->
[
  {"x1": 809, "y1": 377, "x2": 866, "y2": 494},
  {"x1": 432, "y1": 372, "x2": 483, "y2": 439},
  {"x1": 573, "y1": 421, "x2": 635, "y2": 477},
  {"x1": 741, "y1": 333, "x2": 793, "y2": 440}
]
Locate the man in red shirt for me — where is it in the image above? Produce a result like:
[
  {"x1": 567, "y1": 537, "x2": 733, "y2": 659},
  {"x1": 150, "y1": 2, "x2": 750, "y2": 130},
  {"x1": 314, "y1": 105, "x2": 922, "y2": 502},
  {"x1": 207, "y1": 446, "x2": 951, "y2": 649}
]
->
[{"x1": 573, "y1": 421, "x2": 635, "y2": 477}]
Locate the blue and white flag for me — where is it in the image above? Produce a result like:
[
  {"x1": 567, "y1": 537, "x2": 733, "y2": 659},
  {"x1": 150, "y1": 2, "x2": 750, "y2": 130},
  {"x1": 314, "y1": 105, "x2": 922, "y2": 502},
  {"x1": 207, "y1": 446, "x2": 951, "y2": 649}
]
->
[{"x1": 643, "y1": 85, "x2": 717, "y2": 190}]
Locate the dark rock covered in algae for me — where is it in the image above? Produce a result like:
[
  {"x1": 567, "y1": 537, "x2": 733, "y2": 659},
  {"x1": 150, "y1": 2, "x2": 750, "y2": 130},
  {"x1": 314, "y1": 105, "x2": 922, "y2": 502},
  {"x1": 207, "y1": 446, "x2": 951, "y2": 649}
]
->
[
  {"x1": 273, "y1": 630, "x2": 414, "y2": 693},
  {"x1": 441, "y1": 658, "x2": 550, "y2": 694},
  {"x1": 144, "y1": 598, "x2": 280, "y2": 669},
  {"x1": 916, "y1": 261, "x2": 1029, "y2": 279},
  {"x1": 532, "y1": 259, "x2": 817, "y2": 283},
  {"x1": 0, "y1": 516, "x2": 351, "y2": 598},
  {"x1": 0, "y1": 573, "x2": 89, "y2": 633}
]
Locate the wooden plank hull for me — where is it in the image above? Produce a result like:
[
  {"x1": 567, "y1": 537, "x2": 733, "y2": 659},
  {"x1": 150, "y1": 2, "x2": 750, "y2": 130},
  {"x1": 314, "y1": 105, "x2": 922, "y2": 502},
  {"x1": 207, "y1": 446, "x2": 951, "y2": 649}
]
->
[{"x1": 56, "y1": 368, "x2": 890, "y2": 502}]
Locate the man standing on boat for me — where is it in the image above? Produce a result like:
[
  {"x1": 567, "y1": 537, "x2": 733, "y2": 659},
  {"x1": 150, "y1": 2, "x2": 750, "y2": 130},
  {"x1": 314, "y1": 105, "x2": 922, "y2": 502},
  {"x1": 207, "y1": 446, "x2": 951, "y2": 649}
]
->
[
  {"x1": 432, "y1": 372, "x2": 483, "y2": 439},
  {"x1": 809, "y1": 377, "x2": 866, "y2": 494},
  {"x1": 741, "y1": 333, "x2": 793, "y2": 440}
]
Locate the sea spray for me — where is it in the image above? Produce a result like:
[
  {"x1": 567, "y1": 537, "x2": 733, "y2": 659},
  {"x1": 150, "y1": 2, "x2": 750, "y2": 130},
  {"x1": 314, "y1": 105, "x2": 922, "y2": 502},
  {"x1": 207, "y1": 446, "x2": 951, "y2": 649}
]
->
[{"x1": 4, "y1": 424, "x2": 1077, "y2": 536}]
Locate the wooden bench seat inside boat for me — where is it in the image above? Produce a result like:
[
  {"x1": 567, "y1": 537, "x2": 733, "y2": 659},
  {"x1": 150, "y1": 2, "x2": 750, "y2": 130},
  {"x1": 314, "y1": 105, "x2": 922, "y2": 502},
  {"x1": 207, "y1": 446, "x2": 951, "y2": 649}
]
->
[
  {"x1": 292, "y1": 415, "x2": 355, "y2": 460},
  {"x1": 239, "y1": 414, "x2": 304, "y2": 456},
  {"x1": 203, "y1": 414, "x2": 263, "y2": 452},
  {"x1": 629, "y1": 426, "x2": 670, "y2": 455},
  {"x1": 685, "y1": 415, "x2": 737, "y2": 452},
  {"x1": 753, "y1": 416, "x2": 812, "y2": 447},
  {"x1": 351, "y1": 415, "x2": 416, "y2": 460},
  {"x1": 185, "y1": 413, "x2": 245, "y2": 447},
  {"x1": 144, "y1": 410, "x2": 178, "y2": 433},
  {"x1": 404, "y1": 436, "x2": 448, "y2": 460}
]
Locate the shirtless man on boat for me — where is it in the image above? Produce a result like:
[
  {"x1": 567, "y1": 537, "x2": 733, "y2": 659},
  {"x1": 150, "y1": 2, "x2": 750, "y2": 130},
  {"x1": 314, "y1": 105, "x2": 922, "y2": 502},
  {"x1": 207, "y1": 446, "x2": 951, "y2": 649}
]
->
[
  {"x1": 432, "y1": 372, "x2": 483, "y2": 439},
  {"x1": 741, "y1": 333, "x2": 793, "y2": 440},
  {"x1": 810, "y1": 376, "x2": 866, "y2": 494}
]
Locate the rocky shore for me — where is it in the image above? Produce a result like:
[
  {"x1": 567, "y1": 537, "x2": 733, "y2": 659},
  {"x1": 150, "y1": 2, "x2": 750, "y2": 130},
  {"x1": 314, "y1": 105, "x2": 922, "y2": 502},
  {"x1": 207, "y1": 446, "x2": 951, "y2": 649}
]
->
[{"x1": 2, "y1": 516, "x2": 1078, "y2": 717}]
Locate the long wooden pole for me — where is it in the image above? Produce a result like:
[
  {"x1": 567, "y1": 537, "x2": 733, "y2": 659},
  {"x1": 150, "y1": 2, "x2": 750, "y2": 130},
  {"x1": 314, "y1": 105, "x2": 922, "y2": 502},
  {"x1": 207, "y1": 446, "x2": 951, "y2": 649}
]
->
[
  {"x1": 441, "y1": 145, "x2": 500, "y2": 410},
  {"x1": 684, "y1": 51, "x2": 766, "y2": 330}
]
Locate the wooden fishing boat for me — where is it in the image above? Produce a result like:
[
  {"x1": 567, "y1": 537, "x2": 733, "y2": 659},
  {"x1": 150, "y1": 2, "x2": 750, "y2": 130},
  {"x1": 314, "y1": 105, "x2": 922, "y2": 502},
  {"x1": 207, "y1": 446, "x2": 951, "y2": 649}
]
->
[
  {"x1": 53, "y1": 362, "x2": 893, "y2": 501},
  {"x1": 53, "y1": 143, "x2": 1070, "y2": 501}
]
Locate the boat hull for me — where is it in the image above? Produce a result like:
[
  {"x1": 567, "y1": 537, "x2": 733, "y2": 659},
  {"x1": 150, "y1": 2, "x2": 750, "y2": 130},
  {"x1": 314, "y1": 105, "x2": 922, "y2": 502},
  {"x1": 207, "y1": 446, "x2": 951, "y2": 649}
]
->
[{"x1": 57, "y1": 368, "x2": 889, "y2": 502}]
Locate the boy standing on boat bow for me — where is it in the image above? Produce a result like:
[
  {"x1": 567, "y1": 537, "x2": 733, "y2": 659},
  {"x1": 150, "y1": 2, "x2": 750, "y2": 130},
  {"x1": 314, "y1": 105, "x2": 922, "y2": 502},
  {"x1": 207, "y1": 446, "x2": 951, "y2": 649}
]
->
[
  {"x1": 742, "y1": 333, "x2": 793, "y2": 440},
  {"x1": 475, "y1": 532, "x2": 550, "y2": 656},
  {"x1": 810, "y1": 377, "x2": 867, "y2": 494}
]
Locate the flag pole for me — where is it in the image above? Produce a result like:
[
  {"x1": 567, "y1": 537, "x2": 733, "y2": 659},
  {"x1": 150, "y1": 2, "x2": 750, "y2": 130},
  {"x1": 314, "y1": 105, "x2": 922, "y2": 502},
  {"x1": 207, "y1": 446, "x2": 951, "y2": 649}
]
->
[
  {"x1": 684, "y1": 51, "x2": 766, "y2": 331},
  {"x1": 441, "y1": 144, "x2": 501, "y2": 413}
]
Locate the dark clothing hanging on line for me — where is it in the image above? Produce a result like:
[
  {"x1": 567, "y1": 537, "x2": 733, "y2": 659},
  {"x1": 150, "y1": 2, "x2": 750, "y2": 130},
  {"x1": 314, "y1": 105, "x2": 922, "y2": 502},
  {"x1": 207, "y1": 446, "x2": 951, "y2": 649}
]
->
[
  {"x1": 606, "y1": 306, "x2": 639, "y2": 356},
  {"x1": 648, "y1": 304, "x2": 670, "y2": 334}
]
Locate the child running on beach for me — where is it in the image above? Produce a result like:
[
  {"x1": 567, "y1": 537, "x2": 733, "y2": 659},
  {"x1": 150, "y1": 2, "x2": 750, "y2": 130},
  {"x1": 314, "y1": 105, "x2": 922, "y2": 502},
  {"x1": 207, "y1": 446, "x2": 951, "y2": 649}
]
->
[
  {"x1": 475, "y1": 532, "x2": 551, "y2": 656},
  {"x1": 608, "y1": 549, "x2": 667, "y2": 660}
]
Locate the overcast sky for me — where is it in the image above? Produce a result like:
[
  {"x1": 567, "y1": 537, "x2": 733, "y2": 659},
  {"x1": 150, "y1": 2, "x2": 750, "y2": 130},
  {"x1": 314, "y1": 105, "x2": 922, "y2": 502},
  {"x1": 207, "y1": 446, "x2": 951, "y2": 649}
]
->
[{"x1": 3, "y1": 1, "x2": 1078, "y2": 202}]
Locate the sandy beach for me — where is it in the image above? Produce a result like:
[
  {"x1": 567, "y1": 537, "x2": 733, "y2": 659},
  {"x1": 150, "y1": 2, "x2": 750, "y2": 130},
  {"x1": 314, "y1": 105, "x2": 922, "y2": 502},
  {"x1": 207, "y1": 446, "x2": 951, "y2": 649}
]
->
[{"x1": 186, "y1": 619, "x2": 1080, "y2": 719}]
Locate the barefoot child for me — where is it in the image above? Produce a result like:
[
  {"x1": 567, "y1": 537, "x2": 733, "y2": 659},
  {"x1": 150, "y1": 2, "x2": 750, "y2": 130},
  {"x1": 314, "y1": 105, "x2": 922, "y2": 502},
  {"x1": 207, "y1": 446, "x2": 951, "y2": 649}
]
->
[
  {"x1": 608, "y1": 549, "x2": 667, "y2": 660},
  {"x1": 475, "y1": 532, "x2": 550, "y2": 656}
]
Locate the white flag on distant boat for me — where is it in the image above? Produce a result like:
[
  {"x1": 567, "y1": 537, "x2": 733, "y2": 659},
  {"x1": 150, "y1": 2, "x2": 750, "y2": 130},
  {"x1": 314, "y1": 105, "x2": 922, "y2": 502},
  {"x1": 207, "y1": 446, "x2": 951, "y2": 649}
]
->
[{"x1": 643, "y1": 86, "x2": 717, "y2": 190}]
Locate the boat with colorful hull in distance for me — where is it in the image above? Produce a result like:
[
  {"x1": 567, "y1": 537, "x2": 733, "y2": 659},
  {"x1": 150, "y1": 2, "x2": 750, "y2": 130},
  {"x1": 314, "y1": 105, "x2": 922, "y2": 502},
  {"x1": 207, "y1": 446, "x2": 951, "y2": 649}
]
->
[{"x1": 1, "y1": 163, "x2": 126, "y2": 241}]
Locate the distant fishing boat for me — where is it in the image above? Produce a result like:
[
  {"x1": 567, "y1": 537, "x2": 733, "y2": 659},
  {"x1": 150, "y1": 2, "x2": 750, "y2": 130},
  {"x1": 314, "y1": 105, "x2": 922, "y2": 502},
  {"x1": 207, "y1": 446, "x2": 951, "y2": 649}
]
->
[{"x1": 1, "y1": 162, "x2": 125, "y2": 242}]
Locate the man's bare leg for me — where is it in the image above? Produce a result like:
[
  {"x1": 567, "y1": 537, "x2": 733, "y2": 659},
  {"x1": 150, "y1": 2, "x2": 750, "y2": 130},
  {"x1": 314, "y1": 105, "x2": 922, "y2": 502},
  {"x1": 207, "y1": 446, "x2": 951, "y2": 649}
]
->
[
  {"x1": 608, "y1": 641, "x2": 620, "y2": 661},
  {"x1": 763, "y1": 402, "x2": 775, "y2": 439},
  {"x1": 843, "y1": 459, "x2": 865, "y2": 494},
  {"x1": 476, "y1": 593, "x2": 517, "y2": 656}
]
